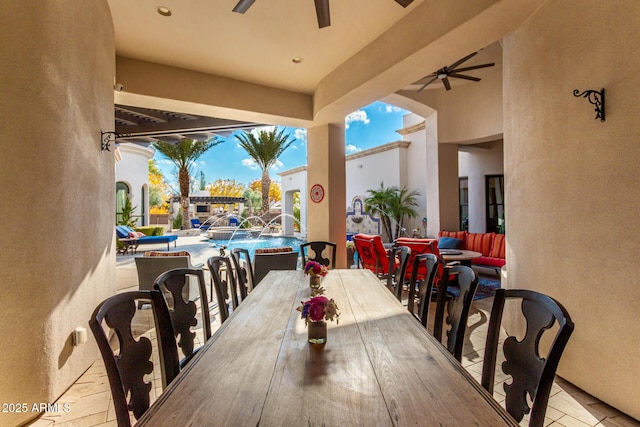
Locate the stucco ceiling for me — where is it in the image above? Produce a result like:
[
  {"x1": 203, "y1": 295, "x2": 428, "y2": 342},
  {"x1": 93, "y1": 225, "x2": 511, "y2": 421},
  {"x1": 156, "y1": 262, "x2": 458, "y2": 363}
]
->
[{"x1": 106, "y1": 0, "x2": 425, "y2": 94}]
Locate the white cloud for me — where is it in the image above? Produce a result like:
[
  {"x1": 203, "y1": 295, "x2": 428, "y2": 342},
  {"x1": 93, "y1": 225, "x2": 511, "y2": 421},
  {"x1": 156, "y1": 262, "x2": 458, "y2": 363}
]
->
[
  {"x1": 241, "y1": 158, "x2": 284, "y2": 171},
  {"x1": 241, "y1": 158, "x2": 259, "y2": 170},
  {"x1": 250, "y1": 125, "x2": 276, "y2": 138},
  {"x1": 346, "y1": 144, "x2": 361, "y2": 154},
  {"x1": 294, "y1": 128, "x2": 307, "y2": 142},
  {"x1": 345, "y1": 110, "x2": 370, "y2": 129},
  {"x1": 384, "y1": 104, "x2": 403, "y2": 113}
]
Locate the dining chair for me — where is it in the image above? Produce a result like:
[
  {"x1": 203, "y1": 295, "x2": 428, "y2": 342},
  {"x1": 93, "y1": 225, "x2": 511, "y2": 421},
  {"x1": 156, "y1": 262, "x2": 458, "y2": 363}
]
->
[
  {"x1": 252, "y1": 247, "x2": 298, "y2": 285},
  {"x1": 386, "y1": 245, "x2": 411, "y2": 301},
  {"x1": 153, "y1": 268, "x2": 212, "y2": 368},
  {"x1": 300, "y1": 241, "x2": 337, "y2": 269},
  {"x1": 89, "y1": 290, "x2": 180, "y2": 427},
  {"x1": 481, "y1": 289, "x2": 574, "y2": 426},
  {"x1": 207, "y1": 255, "x2": 240, "y2": 324},
  {"x1": 135, "y1": 250, "x2": 204, "y2": 306},
  {"x1": 432, "y1": 264, "x2": 479, "y2": 361},
  {"x1": 231, "y1": 247, "x2": 255, "y2": 296},
  {"x1": 406, "y1": 253, "x2": 440, "y2": 326}
]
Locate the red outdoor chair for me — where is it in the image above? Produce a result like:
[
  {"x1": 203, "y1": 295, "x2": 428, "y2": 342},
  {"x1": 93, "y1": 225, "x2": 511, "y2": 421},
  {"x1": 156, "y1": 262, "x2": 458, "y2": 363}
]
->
[{"x1": 353, "y1": 234, "x2": 398, "y2": 278}]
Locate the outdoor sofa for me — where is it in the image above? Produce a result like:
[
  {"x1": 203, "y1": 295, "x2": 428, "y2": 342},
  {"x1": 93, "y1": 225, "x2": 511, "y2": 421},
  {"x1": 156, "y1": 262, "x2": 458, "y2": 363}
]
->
[{"x1": 438, "y1": 230, "x2": 505, "y2": 273}]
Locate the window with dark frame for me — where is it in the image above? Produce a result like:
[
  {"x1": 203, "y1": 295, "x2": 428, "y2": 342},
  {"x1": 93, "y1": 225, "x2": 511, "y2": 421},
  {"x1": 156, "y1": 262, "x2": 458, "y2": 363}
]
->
[
  {"x1": 459, "y1": 177, "x2": 469, "y2": 231},
  {"x1": 485, "y1": 175, "x2": 504, "y2": 234}
]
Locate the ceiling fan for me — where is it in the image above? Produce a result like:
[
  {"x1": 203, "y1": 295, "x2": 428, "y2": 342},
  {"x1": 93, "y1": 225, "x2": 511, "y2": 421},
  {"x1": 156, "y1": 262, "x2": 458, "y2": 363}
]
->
[
  {"x1": 415, "y1": 52, "x2": 495, "y2": 92},
  {"x1": 233, "y1": 0, "x2": 415, "y2": 29}
]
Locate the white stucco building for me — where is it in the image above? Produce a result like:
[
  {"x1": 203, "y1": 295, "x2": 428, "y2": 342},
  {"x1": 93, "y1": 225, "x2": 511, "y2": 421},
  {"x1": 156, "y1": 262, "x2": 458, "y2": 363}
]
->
[
  {"x1": 114, "y1": 143, "x2": 155, "y2": 226},
  {"x1": 280, "y1": 112, "x2": 504, "y2": 239}
]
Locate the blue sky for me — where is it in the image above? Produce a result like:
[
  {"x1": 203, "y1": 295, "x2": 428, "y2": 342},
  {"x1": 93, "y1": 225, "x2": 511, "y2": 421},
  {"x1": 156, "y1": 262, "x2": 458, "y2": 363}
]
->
[{"x1": 154, "y1": 101, "x2": 408, "y2": 189}]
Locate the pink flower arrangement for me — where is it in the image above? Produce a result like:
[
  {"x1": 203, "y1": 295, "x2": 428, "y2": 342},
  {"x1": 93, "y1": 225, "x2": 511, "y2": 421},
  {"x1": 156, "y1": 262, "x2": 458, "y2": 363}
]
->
[
  {"x1": 304, "y1": 261, "x2": 328, "y2": 277},
  {"x1": 297, "y1": 295, "x2": 340, "y2": 325}
]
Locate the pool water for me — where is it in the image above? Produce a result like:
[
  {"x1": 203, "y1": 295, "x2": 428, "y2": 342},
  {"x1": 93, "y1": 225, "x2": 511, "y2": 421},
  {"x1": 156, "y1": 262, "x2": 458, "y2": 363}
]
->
[{"x1": 210, "y1": 235, "x2": 306, "y2": 259}]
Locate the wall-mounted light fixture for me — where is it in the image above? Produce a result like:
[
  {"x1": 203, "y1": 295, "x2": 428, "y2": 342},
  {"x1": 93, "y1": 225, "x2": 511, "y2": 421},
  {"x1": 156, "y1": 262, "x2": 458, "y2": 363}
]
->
[
  {"x1": 100, "y1": 130, "x2": 130, "y2": 152},
  {"x1": 573, "y1": 88, "x2": 605, "y2": 122}
]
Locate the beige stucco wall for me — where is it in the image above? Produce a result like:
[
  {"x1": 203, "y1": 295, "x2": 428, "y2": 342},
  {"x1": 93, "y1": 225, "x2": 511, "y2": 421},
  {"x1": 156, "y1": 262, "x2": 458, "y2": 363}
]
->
[
  {"x1": 399, "y1": 62, "x2": 503, "y2": 144},
  {"x1": 0, "y1": 1, "x2": 116, "y2": 425},
  {"x1": 503, "y1": 0, "x2": 640, "y2": 419}
]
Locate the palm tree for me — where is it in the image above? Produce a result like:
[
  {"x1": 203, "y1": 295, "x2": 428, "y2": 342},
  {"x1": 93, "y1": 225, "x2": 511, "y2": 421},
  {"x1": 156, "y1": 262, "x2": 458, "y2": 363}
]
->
[
  {"x1": 153, "y1": 138, "x2": 222, "y2": 229},
  {"x1": 388, "y1": 186, "x2": 420, "y2": 239},
  {"x1": 236, "y1": 127, "x2": 294, "y2": 213},
  {"x1": 365, "y1": 182, "x2": 420, "y2": 242},
  {"x1": 364, "y1": 182, "x2": 397, "y2": 242}
]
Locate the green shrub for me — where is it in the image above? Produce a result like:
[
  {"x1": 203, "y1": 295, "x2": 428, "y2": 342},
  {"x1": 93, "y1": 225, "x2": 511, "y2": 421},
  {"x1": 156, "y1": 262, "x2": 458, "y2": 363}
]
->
[{"x1": 172, "y1": 211, "x2": 182, "y2": 230}]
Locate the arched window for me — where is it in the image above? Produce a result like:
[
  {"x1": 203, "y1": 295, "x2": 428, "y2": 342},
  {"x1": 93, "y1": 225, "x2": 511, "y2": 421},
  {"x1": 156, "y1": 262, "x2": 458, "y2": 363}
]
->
[{"x1": 116, "y1": 182, "x2": 130, "y2": 225}]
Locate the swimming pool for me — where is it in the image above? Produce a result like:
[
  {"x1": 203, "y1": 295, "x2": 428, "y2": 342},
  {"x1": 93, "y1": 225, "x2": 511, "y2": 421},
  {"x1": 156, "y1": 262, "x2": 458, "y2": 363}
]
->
[{"x1": 209, "y1": 235, "x2": 306, "y2": 259}]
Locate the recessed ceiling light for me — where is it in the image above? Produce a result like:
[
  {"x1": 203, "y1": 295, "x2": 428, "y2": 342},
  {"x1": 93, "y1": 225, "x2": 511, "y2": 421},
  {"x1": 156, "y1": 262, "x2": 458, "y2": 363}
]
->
[
  {"x1": 292, "y1": 57, "x2": 303, "y2": 64},
  {"x1": 157, "y1": 6, "x2": 172, "y2": 17}
]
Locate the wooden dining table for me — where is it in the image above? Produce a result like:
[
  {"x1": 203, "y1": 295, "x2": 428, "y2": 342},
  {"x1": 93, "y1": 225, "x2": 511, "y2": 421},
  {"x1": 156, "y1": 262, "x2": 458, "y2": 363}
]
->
[{"x1": 137, "y1": 269, "x2": 517, "y2": 426}]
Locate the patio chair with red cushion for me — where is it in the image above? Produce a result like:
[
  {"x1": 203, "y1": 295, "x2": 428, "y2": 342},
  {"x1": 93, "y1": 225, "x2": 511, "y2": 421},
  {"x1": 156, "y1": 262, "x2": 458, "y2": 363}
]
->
[
  {"x1": 353, "y1": 234, "x2": 398, "y2": 279},
  {"x1": 395, "y1": 237, "x2": 441, "y2": 282}
]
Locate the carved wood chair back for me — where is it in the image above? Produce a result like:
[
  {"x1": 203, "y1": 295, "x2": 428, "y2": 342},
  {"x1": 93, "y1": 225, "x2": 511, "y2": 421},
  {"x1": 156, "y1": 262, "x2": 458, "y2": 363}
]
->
[
  {"x1": 433, "y1": 265, "x2": 479, "y2": 361},
  {"x1": 89, "y1": 290, "x2": 180, "y2": 427},
  {"x1": 153, "y1": 268, "x2": 212, "y2": 368},
  {"x1": 231, "y1": 247, "x2": 255, "y2": 296},
  {"x1": 300, "y1": 241, "x2": 337, "y2": 269},
  {"x1": 207, "y1": 256, "x2": 240, "y2": 324},
  {"x1": 387, "y1": 245, "x2": 411, "y2": 300},
  {"x1": 481, "y1": 289, "x2": 574, "y2": 426},
  {"x1": 407, "y1": 253, "x2": 440, "y2": 326}
]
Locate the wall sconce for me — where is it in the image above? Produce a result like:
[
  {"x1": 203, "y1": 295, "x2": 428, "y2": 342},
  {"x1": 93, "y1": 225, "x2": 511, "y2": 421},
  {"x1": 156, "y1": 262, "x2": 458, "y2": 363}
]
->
[
  {"x1": 573, "y1": 88, "x2": 605, "y2": 122},
  {"x1": 100, "y1": 130, "x2": 130, "y2": 152}
]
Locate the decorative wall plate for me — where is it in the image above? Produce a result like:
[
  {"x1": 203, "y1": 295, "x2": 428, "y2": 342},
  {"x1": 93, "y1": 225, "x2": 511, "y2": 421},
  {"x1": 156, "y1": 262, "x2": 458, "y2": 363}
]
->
[{"x1": 310, "y1": 184, "x2": 324, "y2": 203}]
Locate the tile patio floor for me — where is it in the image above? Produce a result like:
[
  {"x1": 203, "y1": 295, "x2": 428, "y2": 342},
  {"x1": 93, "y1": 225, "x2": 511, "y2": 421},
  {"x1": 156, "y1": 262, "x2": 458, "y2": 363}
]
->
[{"x1": 25, "y1": 236, "x2": 640, "y2": 426}]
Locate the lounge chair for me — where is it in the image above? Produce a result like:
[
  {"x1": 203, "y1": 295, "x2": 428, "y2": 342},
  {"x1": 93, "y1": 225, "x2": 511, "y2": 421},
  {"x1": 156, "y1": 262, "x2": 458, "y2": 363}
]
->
[
  {"x1": 115, "y1": 225, "x2": 178, "y2": 251},
  {"x1": 190, "y1": 218, "x2": 211, "y2": 230}
]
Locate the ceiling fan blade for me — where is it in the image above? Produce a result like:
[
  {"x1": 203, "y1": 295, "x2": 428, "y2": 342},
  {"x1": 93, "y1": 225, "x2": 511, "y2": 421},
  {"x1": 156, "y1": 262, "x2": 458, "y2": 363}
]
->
[
  {"x1": 442, "y1": 77, "x2": 451, "y2": 91},
  {"x1": 448, "y1": 73, "x2": 481, "y2": 82},
  {"x1": 315, "y1": 0, "x2": 330, "y2": 28},
  {"x1": 450, "y1": 62, "x2": 495, "y2": 73},
  {"x1": 395, "y1": 0, "x2": 415, "y2": 7},
  {"x1": 417, "y1": 76, "x2": 438, "y2": 92},
  {"x1": 232, "y1": 0, "x2": 256, "y2": 13},
  {"x1": 447, "y1": 52, "x2": 478, "y2": 70}
]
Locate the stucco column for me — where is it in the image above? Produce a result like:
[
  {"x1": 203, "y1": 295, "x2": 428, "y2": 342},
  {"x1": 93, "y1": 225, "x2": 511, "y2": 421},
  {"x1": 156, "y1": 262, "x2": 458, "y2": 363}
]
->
[
  {"x1": 0, "y1": 1, "x2": 115, "y2": 425},
  {"x1": 306, "y1": 124, "x2": 347, "y2": 268},
  {"x1": 424, "y1": 113, "x2": 460, "y2": 236}
]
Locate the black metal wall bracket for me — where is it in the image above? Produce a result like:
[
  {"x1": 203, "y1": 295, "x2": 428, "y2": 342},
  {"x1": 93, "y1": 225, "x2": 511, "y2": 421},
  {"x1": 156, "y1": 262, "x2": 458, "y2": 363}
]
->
[
  {"x1": 573, "y1": 88, "x2": 605, "y2": 122},
  {"x1": 100, "y1": 130, "x2": 130, "y2": 152}
]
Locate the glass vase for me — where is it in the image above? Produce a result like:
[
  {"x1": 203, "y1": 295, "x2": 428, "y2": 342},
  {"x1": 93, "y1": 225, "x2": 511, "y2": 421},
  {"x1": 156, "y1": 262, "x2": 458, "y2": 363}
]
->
[
  {"x1": 307, "y1": 320, "x2": 327, "y2": 344},
  {"x1": 309, "y1": 275, "x2": 321, "y2": 290}
]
